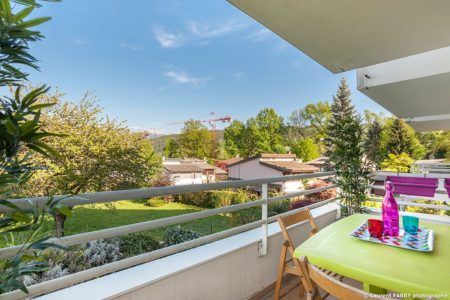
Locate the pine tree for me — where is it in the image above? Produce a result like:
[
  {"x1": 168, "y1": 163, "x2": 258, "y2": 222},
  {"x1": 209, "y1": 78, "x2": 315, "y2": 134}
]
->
[
  {"x1": 386, "y1": 118, "x2": 412, "y2": 155},
  {"x1": 325, "y1": 78, "x2": 370, "y2": 215},
  {"x1": 364, "y1": 120, "x2": 384, "y2": 167}
]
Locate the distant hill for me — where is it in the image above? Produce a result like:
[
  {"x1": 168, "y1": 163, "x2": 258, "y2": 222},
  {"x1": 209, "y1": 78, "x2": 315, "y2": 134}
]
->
[{"x1": 151, "y1": 130, "x2": 225, "y2": 154}]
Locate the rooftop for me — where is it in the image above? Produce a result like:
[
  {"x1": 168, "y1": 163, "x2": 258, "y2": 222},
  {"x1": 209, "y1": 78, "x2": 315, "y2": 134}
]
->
[
  {"x1": 260, "y1": 160, "x2": 319, "y2": 173},
  {"x1": 163, "y1": 164, "x2": 203, "y2": 173}
]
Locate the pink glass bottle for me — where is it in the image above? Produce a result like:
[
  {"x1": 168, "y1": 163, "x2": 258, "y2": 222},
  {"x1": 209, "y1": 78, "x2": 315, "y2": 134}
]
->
[{"x1": 382, "y1": 181, "x2": 399, "y2": 236}]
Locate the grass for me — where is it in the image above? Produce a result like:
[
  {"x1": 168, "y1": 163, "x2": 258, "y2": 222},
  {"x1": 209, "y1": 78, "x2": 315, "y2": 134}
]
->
[
  {"x1": 0, "y1": 200, "x2": 233, "y2": 248},
  {"x1": 63, "y1": 200, "x2": 232, "y2": 239}
]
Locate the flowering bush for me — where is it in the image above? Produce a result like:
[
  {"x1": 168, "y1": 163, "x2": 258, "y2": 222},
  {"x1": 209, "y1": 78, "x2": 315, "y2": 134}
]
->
[
  {"x1": 164, "y1": 227, "x2": 200, "y2": 246},
  {"x1": 303, "y1": 180, "x2": 336, "y2": 202},
  {"x1": 83, "y1": 239, "x2": 122, "y2": 267}
]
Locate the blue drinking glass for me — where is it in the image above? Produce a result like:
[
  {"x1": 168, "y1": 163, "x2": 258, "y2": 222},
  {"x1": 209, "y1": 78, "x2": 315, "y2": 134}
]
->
[{"x1": 402, "y1": 215, "x2": 419, "y2": 235}]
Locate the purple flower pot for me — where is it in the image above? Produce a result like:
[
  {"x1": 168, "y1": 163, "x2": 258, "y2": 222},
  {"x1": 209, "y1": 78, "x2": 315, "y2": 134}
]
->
[
  {"x1": 445, "y1": 178, "x2": 450, "y2": 198},
  {"x1": 386, "y1": 176, "x2": 438, "y2": 197}
]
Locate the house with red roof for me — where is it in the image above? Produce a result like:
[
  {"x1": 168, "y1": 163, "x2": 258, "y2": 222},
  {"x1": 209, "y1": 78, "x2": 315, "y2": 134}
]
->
[{"x1": 227, "y1": 153, "x2": 319, "y2": 192}]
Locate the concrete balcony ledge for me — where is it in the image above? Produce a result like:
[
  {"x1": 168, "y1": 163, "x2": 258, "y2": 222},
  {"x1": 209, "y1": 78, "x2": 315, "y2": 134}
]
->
[{"x1": 38, "y1": 203, "x2": 339, "y2": 300}]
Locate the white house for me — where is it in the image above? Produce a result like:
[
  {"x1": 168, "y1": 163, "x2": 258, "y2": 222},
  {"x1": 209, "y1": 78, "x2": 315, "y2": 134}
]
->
[
  {"x1": 163, "y1": 164, "x2": 203, "y2": 185},
  {"x1": 227, "y1": 153, "x2": 319, "y2": 192},
  {"x1": 162, "y1": 157, "x2": 227, "y2": 185}
]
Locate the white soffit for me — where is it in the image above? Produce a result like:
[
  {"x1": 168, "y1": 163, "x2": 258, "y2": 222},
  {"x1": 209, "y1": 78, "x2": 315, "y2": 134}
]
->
[
  {"x1": 357, "y1": 47, "x2": 450, "y2": 122},
  {"x1": 227, "y1": 0, "x2": 450, "y2": 73},
  {"x1": 406, "y1": 116, "x2": 450, "y2": 132}
]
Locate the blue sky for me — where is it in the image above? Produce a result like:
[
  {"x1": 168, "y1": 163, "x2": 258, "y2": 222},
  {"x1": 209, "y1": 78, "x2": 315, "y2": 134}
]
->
[{"x1": 28, "y1": 0, "x2": 389, "y2": 133}]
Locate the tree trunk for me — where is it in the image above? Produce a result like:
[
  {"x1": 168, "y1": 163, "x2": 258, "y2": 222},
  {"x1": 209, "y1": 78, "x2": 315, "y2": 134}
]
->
[{"x1": 54, "y1": 211, "x2": 67, "y2": 238}]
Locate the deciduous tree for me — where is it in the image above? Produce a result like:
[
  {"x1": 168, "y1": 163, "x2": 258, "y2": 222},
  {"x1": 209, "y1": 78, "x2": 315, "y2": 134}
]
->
[{"x1": 178, "y1": 120, "x2": 213, "y2": 158}]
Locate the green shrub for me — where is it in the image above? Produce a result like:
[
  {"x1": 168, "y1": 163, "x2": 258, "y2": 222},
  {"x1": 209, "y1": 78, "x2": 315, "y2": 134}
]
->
[
  {"x1": 164, "y1": 227, "x2": 200, "y2": 246},
  {"x1": 119, "y1": 233, "x2": 161, "y2": 257},
  {"x1": 269, "y1": 200, "x2": 291, "y2": 216},
  {"x1": 145, "y1": 198, "x2": 167, "y2": 207},
  {"x1": 227, "y1": 207, "x2": 261, "y2": 227},
  {"x1": 175, "y1": 189, "x2": 255, "y2": 208}
]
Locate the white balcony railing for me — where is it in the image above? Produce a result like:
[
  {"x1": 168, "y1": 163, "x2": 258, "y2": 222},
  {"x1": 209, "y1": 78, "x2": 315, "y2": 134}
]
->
[
  {"x1": 1, "y1": 171, "x2": 449, "y2": 299},
  {"x1": 0, "y1": 172, "x2": 336, "y2": 299}
]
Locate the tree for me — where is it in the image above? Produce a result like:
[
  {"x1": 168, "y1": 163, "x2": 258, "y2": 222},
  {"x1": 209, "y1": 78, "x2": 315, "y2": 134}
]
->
[
  {"x1": 380, "y1": 153, "x2": 415, "y2": 173},
  {"x1": 289, "y1": 101, "x2": 331, "y2": 139},
  {"x1": 22, "y1": 94, "x2": 160, "y2": 196},
  {"x1": 385, "y1": 118, "x2": 412, "y2": 155},
  {"x1": 291, "y1": 138, "x2": 320, "y2": 162},
  {"x1": 246, "y1": 108, "x2": 286, "y2": 155},
  {"x1": 325, "y1": 78, "x2": 370, "y2": 215},
  {"x1": 0, "y1": 0, "x2": 68, "y2": 294},
  {"x1": 178, "y1": 120, "x2": 213, "y2": 158},
  {"x1": 223, "y1": 120, "x2": 246, "y2": 157},
  {"x1": 364, "y1": 120, "x2": 384, "y2": 168},
  {"x1": 418, "y1": 131, "x2": 450, "y2": 159},
  {"x1": 164, "y1": 137, "x2": 180, "y2": 158},
  {"x1": 384, "y1": 118, "x2": 425, "y2": 160}
]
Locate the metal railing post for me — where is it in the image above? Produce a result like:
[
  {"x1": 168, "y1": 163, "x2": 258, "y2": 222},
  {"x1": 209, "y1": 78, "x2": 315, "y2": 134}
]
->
[{"x1": 259, "y1": 183, "x2": 268, "y2": 256}]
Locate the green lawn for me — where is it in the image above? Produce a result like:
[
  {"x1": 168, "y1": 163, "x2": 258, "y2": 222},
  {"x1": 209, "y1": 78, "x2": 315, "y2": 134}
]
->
[
  {"x1": 63, "y1": 200, "x2": 232, "y2": 239},
  {"x1": 1, "y1": 201, "x2": 233, "y2": 248}
]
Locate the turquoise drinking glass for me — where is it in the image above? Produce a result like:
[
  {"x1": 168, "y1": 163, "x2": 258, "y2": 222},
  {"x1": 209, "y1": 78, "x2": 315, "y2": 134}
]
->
[{"x1": 402, "y1": 215, "x2": 419, "y2": 235}]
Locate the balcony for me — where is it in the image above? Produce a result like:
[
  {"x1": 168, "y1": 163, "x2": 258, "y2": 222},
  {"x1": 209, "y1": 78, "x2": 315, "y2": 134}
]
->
[{"x1": 1, "y1": 171, "x2": 448, "y2": 300}]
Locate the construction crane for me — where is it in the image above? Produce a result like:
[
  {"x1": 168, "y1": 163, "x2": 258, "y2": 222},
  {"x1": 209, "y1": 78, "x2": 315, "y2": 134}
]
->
[{"x1": 167, "y1": 112, "x2": 232, "y2": 158}]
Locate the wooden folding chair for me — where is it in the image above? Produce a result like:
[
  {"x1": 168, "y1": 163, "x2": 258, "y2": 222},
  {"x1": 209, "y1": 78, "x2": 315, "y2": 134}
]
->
[
  {"x1": 274, "y1": 208, "x2": 319, "y2": 300},
  {"x1": 298, "y1": 256, "x2": 386, "y2": 300}
]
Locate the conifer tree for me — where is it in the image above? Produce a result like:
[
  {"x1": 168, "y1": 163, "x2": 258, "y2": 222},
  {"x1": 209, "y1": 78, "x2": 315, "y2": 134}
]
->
[
  {"x1": 325, "y1": 78, "x2": 370, "y2": 215},
  {"x1": 386, "y1": 118, "x2": 412, "y2": 155},
  {"x1": 364, "y1": 120, "x2": 384, "y2": 167}
]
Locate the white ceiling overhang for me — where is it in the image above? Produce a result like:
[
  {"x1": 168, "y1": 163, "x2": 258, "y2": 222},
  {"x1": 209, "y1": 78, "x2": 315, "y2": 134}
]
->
[
  {"x1": 357, "y1": 47, "x2": 450, "y2": 131},
  {"x1": 228, "y1": 0, "x2": 450, "y2": 73}
]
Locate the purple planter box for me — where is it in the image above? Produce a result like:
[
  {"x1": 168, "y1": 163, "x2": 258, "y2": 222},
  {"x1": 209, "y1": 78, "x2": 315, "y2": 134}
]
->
[
  {"x1": 386, "y1": 176, "x2": 438, "y2": 197},
  {"x1": 445, "y1": 178, "x2": 450, "y2": 198}
]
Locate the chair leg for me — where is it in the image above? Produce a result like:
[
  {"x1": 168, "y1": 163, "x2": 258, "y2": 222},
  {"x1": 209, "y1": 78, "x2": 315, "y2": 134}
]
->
[
  {"x1": 298, "y1": 282, "x2": 305, "y2": 298},
  {"x1": 274, "y1": 245, "x2": 287, "y2": 300}
]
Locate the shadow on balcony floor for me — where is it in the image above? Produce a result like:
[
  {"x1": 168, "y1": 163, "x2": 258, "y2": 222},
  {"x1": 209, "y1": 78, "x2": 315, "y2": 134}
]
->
[{"x1": 258, "y1": 276, "x2": 362, "y2": 300}]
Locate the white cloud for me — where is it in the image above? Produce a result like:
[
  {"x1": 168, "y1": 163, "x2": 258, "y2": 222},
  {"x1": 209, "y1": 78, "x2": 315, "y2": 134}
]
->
[
  {"x1": 247, "y1": 28, "x2": 273, "y2": 42},
  {"x1": 153, "y1": 27, "x2": 184, "y2": 48},
  {"x1": 234, "y1": 72, "x2": 247, "y2": 81},
  {"x1": 119, "y1": 42, "x2": 144, "y2": 50},
  {"x1": 186, "y1": 19, "x2": 248, "y2": 39},
  {"x1": 164, "y1": 70, "x2": 209, "y2": 87}
]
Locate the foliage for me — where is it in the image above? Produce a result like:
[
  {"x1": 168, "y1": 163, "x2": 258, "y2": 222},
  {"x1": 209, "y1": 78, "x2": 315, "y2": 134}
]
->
[
  {"x1": 178, "y1": 120, "x2": 213, "y2": 158},
  {"x1": 364, "y1": 120, "x2": 384, "y2": 168},
  {"x1": 289, "y1": 101, "x2": 331, "y2": 139},
  {"x1": 291, "y1": 138, "x2": 320, "y2": 162},
  {"x1": 145, "y1": 198, "x2": 167, "y2": 207},
  {"x1": 224, "y1": 108, "x2": 286, "y2": 157},
  {"x1": 383, "y1": 118, "x2": 425, "y2": 160},
  {"x1": 0, "y1": 0, "x2": 67, "y2": 294},
  {"x1": 325, "y1": 78, "x2": 371, "y2": 215},
  {"x1": 380, "y1": 153, "x2": 415, "y2": 173},
  {"x1": 268, "y1": 200, "x2": 290, "y2": 216},
  {"x1": 164, "y1": 226, "x2": 200, "y2": 246},
  {"x1": 289, "y1": 199, "x2": 318, "y2": 211},
  {"x1": 175, "y1": 189, "x2": 254, "y2": 209},
  {"x1": 164, "y1": 137, "x2": 179, "y2": 158},
  {"x1": 82, "y1": 239, "x2": 122, "y2": 268},
  {"x1": 303, "y1": 180, "x2": 336, "y2": 202},
  {"x1": 19, "y1": 94, "x2": 161, "y2": 196},
  {"x1": 224, "y1": 120, "x2": 247, "y2": 157},
  {"x1": 0, "y1": 0, "x2": 56, "y2": 86},
  {"x1": 418, "y1": 131, "x2": 450, "y2": 159},
  {"x1": 117, "y1": 233, "x2": 160, "y2": 258},
  {"x1": 227, "y1": 207, "x2": 260, "y2": 227}
]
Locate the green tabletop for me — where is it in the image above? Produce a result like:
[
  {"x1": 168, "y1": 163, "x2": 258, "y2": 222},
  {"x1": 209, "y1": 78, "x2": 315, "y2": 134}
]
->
[{"x1": 294, "y1": 214, "x2": 450, "y2": 298}]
